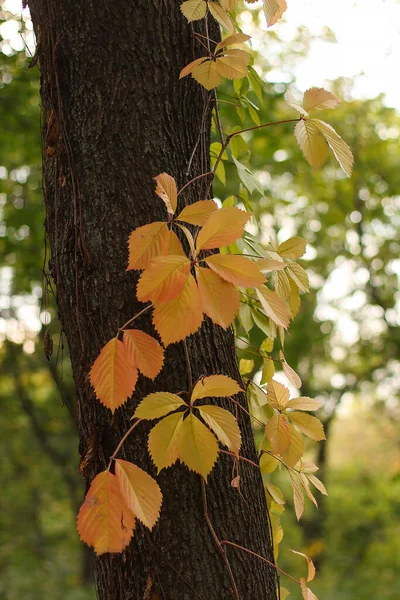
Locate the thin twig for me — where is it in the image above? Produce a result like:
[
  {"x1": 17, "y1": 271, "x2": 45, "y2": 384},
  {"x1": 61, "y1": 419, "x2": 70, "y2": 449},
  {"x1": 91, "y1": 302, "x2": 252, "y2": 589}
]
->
[
  {"x1": 227, "y1": 395, "x2": 265, "y2": 427},
  {"x1": 201, "y1": 480, "x2": 240, "y2": 600},
  {"x1": 119, "y1": 304, "x2": 152, "y2": 331},
  {"x1": 177, "y1": 171, "x2": 213, "y2": 197},
  {"x1": 220, "y1": 449, "x2": 259, "y2": 470},
  {"x1": 183, "y1": 339, "x2": 193, "y2": 390},
  {"x1": 228, "y1": 118, "x2": 301, "y2": 138},
  {"x1": 108, "y1": 419, "x2": 142, "y2": 469},
  {"x1": 220, "y1": 540, "x2": 301, "y2": 586}
]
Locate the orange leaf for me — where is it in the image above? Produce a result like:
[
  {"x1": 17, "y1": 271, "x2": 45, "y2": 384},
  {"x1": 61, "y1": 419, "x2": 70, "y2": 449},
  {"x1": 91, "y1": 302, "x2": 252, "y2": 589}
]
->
[
  {"x1": 154, "y1": 173, "x2": 177, "y2": 215},
  {"x1": 263, "y1": 0, "x2": 287, "y2": 27},
  {"x1": 152, "y1": 274, "x2": 203, "y2": 345},
  {"x1": 90, "y1": 338, "x2": 138, "y2": 413},
  {"x1": 176, "y1": 200, "x2": 218, "y2": 226},
  {"x1": 77, "y1": 471, "x2": 135, "y2": 555},
  {"x1": 205, "y1": 254, "x2": 265, "y2": 287},
  {"x1": 196, "y1": 207, "x2": 250, "y2": 250},
  {"x1": 267, "y1": 379, "x2": 290, "y2": 410},
  {"x1": 191, "y1": 374, "x2": 242, "y2": 402},
  {"x1": 123, "y1": 330, "x2": 164, "y2": 380},
  {"x1": 179, "y1": 57, "x2": 207, "y2": 79},
  {"x1": 115, "y1": 460, "x2": 162, "y2": 530},
  {"x1": 167, "y1": 229, "x2": 186, "y2": 256},
  {"x1": 136, "y1": 255, "x2": 191, "y2": 304},
  {"x1": 127, "y1": 222, "x2": 169, "y2": 271},
  {"x1": 256, "y1": 286, "x2": 290, "y2": 329},
  {"x1": 215, "y1": 33, "x2": 251, "y2": 52},
  {"x1": 196, "y1": 266, "x2": 239, "y2": 328}
]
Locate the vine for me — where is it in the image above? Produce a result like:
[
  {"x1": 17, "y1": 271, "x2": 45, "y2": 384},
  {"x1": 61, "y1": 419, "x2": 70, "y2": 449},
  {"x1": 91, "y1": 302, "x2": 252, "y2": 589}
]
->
[{"x1": 76, "y1": 2, "x2": 353, "y2": 599}]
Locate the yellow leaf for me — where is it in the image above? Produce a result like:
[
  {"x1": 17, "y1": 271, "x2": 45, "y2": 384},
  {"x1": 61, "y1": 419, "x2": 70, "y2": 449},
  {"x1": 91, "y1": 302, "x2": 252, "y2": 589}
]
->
[
  {"x1": 205, "y1": 254, "x2": 266, "y2": 288},
  {"x1": 256, "y1": 286, "x2": 290, "y2": 329},
  {"x1": 154, "y1": 173, "x2": 177, "y2": 215},
  {"x1": 300, "y1": 473, "x2": 318, "y2": 508},
  {"x1": 196, "y1": 266, "x2": 240, "y2": 328},
  {"x1": 179, "y1": 57, "x2": 207, "y2": 79},
  {"x1": 303, "y1": 87, "x2": 341, "y2": 113},
  {"x1": 136, "y1": 255, "x2": 190, "y2": 304},
  {"x1": 191, "y1": 374, "x2": 242, "y2": 402},
  {"x1": 175, "y1": 223, "x2": 196, "y2": 256},
  {"x1": 178, "y1": 414, "x2": 219, "y2": 480},
  {"x1": 239, "y1": 358, "x2": 254, "y2": 375},
  {"x1": 127, "y1": 222, "x2": 169, "y2": 271},
  {"x1": 300, "y1": 578, "x2": 319, "y2": 600},
  {"x1": 282, "y1": 425, "x2": 304, "y2": 468},
  {"x1": 275, "y1": 268, "x2": 291, "y2": 301},
  {"x1": 261, "y1": 358, "x2": 275, "y2": 385},
  {"x1": 259, "y1": 451, "x2": 279, "y2": 474},
  {"x1": 284, "y1": 90, "x2": 309, "y2": 116},
  {"x1": 196, "y1": 206, "x2": 250, "y2": 250},
  {"x1": 294, "y1": 119, "x2": 329, "y2": 172},
  {"x1": 133, "y1": 392, "x2": 187, "y2": 420},
  {"x1": 115, "y1": 460, "x2": 162, "y2": 530},
  {"x1": 123, "y1": 330, "x2": 164, "y2": 380},
  {"x1": 285, "y1": 397, "x2": 322, "y2": 411},
  {"x1": 288, "y1": 411, "x2": 326, "y2": 441},
  {"x1": 215, "y1": 33, "x2": 251, "y2": 52},
  {"x1": 180, "y1": 0, "x2": 207, "y2": 23},
  {"x1": 209, "y1": 1, "x2": 234, "y2": 31},
  {"x1": 279, "y1": 587, "x2": 291, "y2": 600},
  {"x1": 291, "y1": 550, "x2": 316, "y2": 582},
  {"x1": 289, "y1": 471, "x2": 305, "y2": 520},
  {"x1": 265, "y1": 413, "x2": 291, "y2": 455},
  {"x1": 267, "y1": 379, "x2": 290, "y2": 409},
  {"x1": 148, "y1": 411, "x2": 184, "y2": 471},
  {"x1": 265, "y1": 482, "x2": 286, "y2": 506},
  {"x1": 167, "y1": 229, "x2": 186, "y2": 256},
  {"x1": 199, "y1": 405, "x2": 241, "y2": 454},
  {"x1": 282, "y1": 360, "x2": 302, "y2": 389},
  {"x1": 77, "y1": 471, "x2": 135, "y2": 555},
  {"x1": 277, "y1": 236, "x2": 307, "y2": 259},
  {"x1": 192, "y1": 60, "x2": 222, "y2": 90},
  {"x1": 152, "y1": 274, "x2": 203, "y2": 345},
  {"x1": 90, "y1": 338, "x2": 138, "y2": 413},
  {"x1": 215, "y1": 54, "x2": 249, "y2": 80},
  {"x1": 307, "y1": 474, "x2": 328, "y2": 496},
  {"x1": 176, "y1": 200, "x2": 218, "y2": 226},
  {"x1": 263, "y1": 0, "x2": 287, "y2": 27},
  {"x1": 221, "y1": 0, "x2": 237, "y2": 9},
  {"x1": 310, "y1": 118, "x2": 354, "y2": 177},
  {"x1": 257, "y1": 258, "x2": 286, "y2": 271},
  {"x1": 286, "y1": 262, "x2": 309, "y2": 293}
]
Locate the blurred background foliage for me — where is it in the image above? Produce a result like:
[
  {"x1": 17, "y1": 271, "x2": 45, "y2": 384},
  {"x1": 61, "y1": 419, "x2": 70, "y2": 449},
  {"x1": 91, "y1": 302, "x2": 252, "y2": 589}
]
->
[{"x1": 0, "y1": 2, "x2": 399, "y2": 599}]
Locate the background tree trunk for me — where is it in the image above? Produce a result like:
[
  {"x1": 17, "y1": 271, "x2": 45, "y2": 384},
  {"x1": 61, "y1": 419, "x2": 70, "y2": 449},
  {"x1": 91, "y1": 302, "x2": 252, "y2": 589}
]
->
[{"x1": 29, "y1": 1, "x2": 277, "y2": 598}]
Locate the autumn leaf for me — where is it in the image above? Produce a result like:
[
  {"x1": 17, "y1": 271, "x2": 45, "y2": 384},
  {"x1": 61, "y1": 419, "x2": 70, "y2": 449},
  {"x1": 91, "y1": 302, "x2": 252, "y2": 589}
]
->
[
  {"x1": 148, "y1": 411, "x2": 184, "y2": 472},
  {"x1": 300, "y1": 578, "x2": 319, "y2": 600},
  {"x1": 215, "y1": 33, "x2": 251, "y2": 51},
  {"x1": 256, "y1": 286, "x2": 290, "y2": 329},
  {"x1": 257, "y1": 258, "x2": 287, "y2": 271},
  {"x1": 263, "y1": 0, "x2": 287, "y2": 27},
  {"x1": 90, "y1": 338, "x2": 138, "y2": 413},
  {"x1": 267, "y1": 379, "x2": 289, "y2": 410},
  {"x1": 284, "y1": 90, "x2": 309, "y2": 116},
  {"x1": 77, "y1": 471, "x2": 135, "y2": 555},
  {"x1": 127, "y1": 222, "x2": 170, "y2": 271},
  {"x1": 180, "y1": 0, "x2": 207, "y2": 23},
  {"x1": 286, "y1": 262, "x2": 309, "y2": 293},
  {"x1": 310, "y1": 118, "x2": 354, "y2": 177},
  {"x1": 191, "y1": 374, "x2": 242, "y2": 402},
  {"x1": 277, "y1": 236, "x2": 307, "y2": 259},
  {"x1": 306, "y1": 474, "x2": 328, "y2": 496},
  {"x1": 136, "y1": 255, "x2": 191, "y2": 304},
  {"x1": 115, "y1": 460, "x2": 162, "y2": 530},
  {"x1": 303, "y1": 87, "x2": 341, "y2": 113},
  {"x1": 196, "y1": 266, "x2": 240, "y2": 328},
  {"x1": 204, "y1": 253, "x2": 265, "y2": 288},
  {"x1": 294, "y1": 119, "x2": 329, "y2": 172},
  {"x1": 196, "y1": 206, "x2": 251, "y2": 250},
  {"x1": 167, "y1": 229, "x2": 186, "y2": 256},
  {"x1": 282, "y1": 360, "x2": 302, "y2": 389},
  {"x1": 123, "y1": 330, "x2": 164, "y2": 380},
  {"x1": 209, "y1": 1, "x2": 235, "y2": 31},
  {"x1": 285, "y1": 397, "x2": 322, "y2": 411},
  {"x1": 133, "y1": 392, "x2": 187, "y2": 420},
  {"x1": 177, "y1": 414, "x2": 219, "y2": 480},
  {"x1": 289, "y1": 471, "x2": 305, "y2": 520},
  {"x1": 176, "y1": 199, "x2": 218, "y2": 226},
  {"x1": 265, "y1": 482, "x2": 285, "y2": 506},
  {"x1": 199, "y1": 405, "x2": 241, "y2": 454},
  {"x1": 288, "y1": 411, "x2": 326, "y2": 441},
  {"x1": 152, "y1": 274, "x2": 203, "y2": 345},
  {"x1": 259, "y1": 451, "x2": 279, "y2": 474},
  {"x1": 154, "y1": 173, "x2": 177, "y2": 215},
  {"x1": 282, "y1": 425, "x2": 305, "y2": 468},
  {"x1": 265, "y1": 413, "x2": 291, "y2": 455}
]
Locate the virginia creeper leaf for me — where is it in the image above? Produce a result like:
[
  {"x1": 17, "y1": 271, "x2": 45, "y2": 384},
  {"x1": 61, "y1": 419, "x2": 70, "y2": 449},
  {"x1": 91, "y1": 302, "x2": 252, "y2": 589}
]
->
[
  {"x1": 205, "y1": 254, "x2": 266, "y2": 287},
  {"x1": 294, "y1": 119, "x2": 329, "y2": 172},
  {"x1": 180, "y1": 0, "x2": 207, "y2": 22},
  {"x1": 136, "y1": 255, "x2": 190, "y2": 304},
  {"x1": 256, "y1": 286, "x2": 290, "y2": 329},
  {"x1": 154, "y1": 173, "x2": 177, "y2": 215},
  {"x1": 288, "y1": 412, "x2": 326, "y2": 441},
  {"x1": 177, "y1": 414, "x2": 219, "y2": 480},
  {"x1": 285, "y1": 397, "x2": 322, "y2": 411},
  {"x1": 167, "y1": 229, "x2": 186, "y2": 256},
  {"x1": 303, "y1": 87, "x2": 341, "y2": 113},
  {"x1": 77, "y1": 471, "x2": 135, "y2": 555},
  {"x1": 300, "y1": 579, "x2": 319, "y2": 600},
  {"x1": 263, "y1": 0, "x2": 287, "y2": 27},
  {"x1": 191, "y1": 374, "x2": 242, "y2": 402},
  {"x1": 115, "y1": 460, "x2": 162, "y2": 530},
  {"x1": 196, "y1": 207, "x2": 251, "y2": 250},
  {"x1": 289, "y1": 471, "x2": 305, "y2": 520},
  {"x1": 148, "y1": 411, "x2": 184, "y2": 472},
  {"x1": 123, "y1": 330, "x2": 164, "y2": 380},
  {"x1": 277, "y1": 236, "x2": 307, "y2": 259},
  {"x1": 267, "y1": 379, "x2": 290, "y2": 410},
  {"x1": 176, "y1": 200, "x2": 218, "y2": 226},
  {"x1": 282, "y1": 425, "x2": 304, "y2": 468},
  {"x1": 127, "y1": 222, "x2": 169, "y2": 271},
  {"x1": 209, "y1": 2, "x2": 234, "y2": 31},
  {"x1": 134, "y1": 392, "x2": 187, "y2": 420},
  {"x1": 199, "y1": 405, "x2": 242, "y2": 454},
  {"x1": 196, "y1": 266, "x2": 240, "y2": 328},
  {"x1": 265, "y1": 413, "x2": 291, "y2": 455}
]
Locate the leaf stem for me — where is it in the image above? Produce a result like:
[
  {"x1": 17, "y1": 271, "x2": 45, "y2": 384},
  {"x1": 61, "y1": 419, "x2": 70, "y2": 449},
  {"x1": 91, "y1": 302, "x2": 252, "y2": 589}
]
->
[
  {"x1": 107, "y1": 419, "x2": 142, "y2": 470},
  {"x1": 177, "y1": 171, "x2": 213, "y2": 197},
  {"x1": 119, "y1": 304, "x2": 153, "y2": 332},
  {"x1": 227, "y1": 395, "x2": 265, "y2": 427}
]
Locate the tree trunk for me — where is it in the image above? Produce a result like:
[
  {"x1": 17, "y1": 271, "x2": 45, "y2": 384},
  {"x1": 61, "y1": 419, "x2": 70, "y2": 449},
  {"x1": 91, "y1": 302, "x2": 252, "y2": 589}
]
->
[{"x1": 29, "y1": 1, "x2": 277, "y2": 598}]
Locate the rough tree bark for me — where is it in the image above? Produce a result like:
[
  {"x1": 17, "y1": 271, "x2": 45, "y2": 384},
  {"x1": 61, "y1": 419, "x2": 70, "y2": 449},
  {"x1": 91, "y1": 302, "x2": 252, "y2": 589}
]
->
[{"x1": 29, "y1": 1, "x2": 277, "y2": 598}]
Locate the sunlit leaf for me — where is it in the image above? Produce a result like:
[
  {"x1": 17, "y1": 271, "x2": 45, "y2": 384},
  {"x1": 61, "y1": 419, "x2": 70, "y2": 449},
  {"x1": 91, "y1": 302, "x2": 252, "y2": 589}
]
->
[
  {"x1": 148, "y1": 411, "x2": 184, "y2": 471},
  {"x1": 90, "y1": 338, "x2": 138, "y2": 413},
  {"x1": 288, "y1": 412, "x2": 326, "y2": 441},
  {"x1": 263, "y1": 0, "x2": 287, "y2": 27},
  {"x1": 199, "y1": 405, "x2": 241, "y2": 454},
  {"x1": 192, "y1": 60, "x2": 222, "y2": 90},
  {"x1": 294, "y1": 119, "x2": 329, "y2": 172},
  {"x1": 261, "y1": 357, "x2": 275, "y2": 385},
  {"x1": 205, "y1": 254, "x2": 265, "y2": 287},
  {"x1": 215, "y1": 33, "x2": 251, "y2": 52},
  {"x1": 281, "y1": 359, "x2": 302, "y2": 389},
  {"x1": 127, "y1": 222, "x2": 169, "y2": 271},
  {"x1": 310, "y1": 118, "x2": 354, "y2": 177},
  {"x1": 289, "y1": 471, "x2": 305, "y2": 520},
  {"x1": 134, "y1": 392, "x2": 187, "y2": 420},
  {"x1": 115, "y1": 460, "x2": 162, "y2": 530},
  {"x1": 282, "y1": 425, "x2": 304, "y2": 468},
  {"x1": 178, "y1": 414, "x2": 219, "y2": 479},
  {"x1": 176, "y1": 200, "x2": 218, "y2": 226},
  {"x1": 291, "y1": 550, "x2": 316, "y2": 582},
  {"x1": 303, "y1": 87, "x2": 341, "y2": 113},
  {"x1": 152, "y1": 274, "x2": 203, "y2": 345},
  {"x1": 196, "y1": 207, "x2": 251, "y2": 250},
  {"x1": 154, "y1": 173, "x2": 178, "y2": 215},
  {"x1": 300, "y1": 578, "x2": 319, "y2": 600},
  {"x1": 306, "y1": 474, "x2": 328, "y2": 496},
  {"x1": 256, "y1": 286, "x2": 290, "y2": 329},
  {"x1": 192, "y1": 374, "x2": 242, "y2": 402},
  {"x1": 123, "y1": 330, "x2": 164, "y2": 380},
  {"x1": 286, "y1": 263, "x2": 309, "y2": 293},
  {"x1": 197, "y1": 266, "x2": 240, "y2": 328},
  {"x1": 180, "y1": 0, "x2": 207, "y2": 22},
  {"x1": 285, "y1": 397, "x2": 322, "y2": 411},
  {"x1": 284, "y1": 90, "x2": 308, "y2": 117},
  {"x1": 209, "y1": 1, "x2": 234, "y2": 31},
  {"x1": 267, "y1": 379, "x2": 289, "y2": 409},
  {"x1": 277, "y1": 236, "x2": 307, "y2": 259},
  {"x1": 265, "y1": 413, "x2": 291, "y2": 455},
  {"x1": 257, "y1": 258, "x2": 286, "y2": 271},
  {"x1": 77, "y1": 471, "x2": 135, "y2": 555},
  {"x1": 215, "y1": 52, "x2": 249, "y2": 80},
  {"x1": 136, "y1": 255, "x2": 190, "y2": 304}
]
